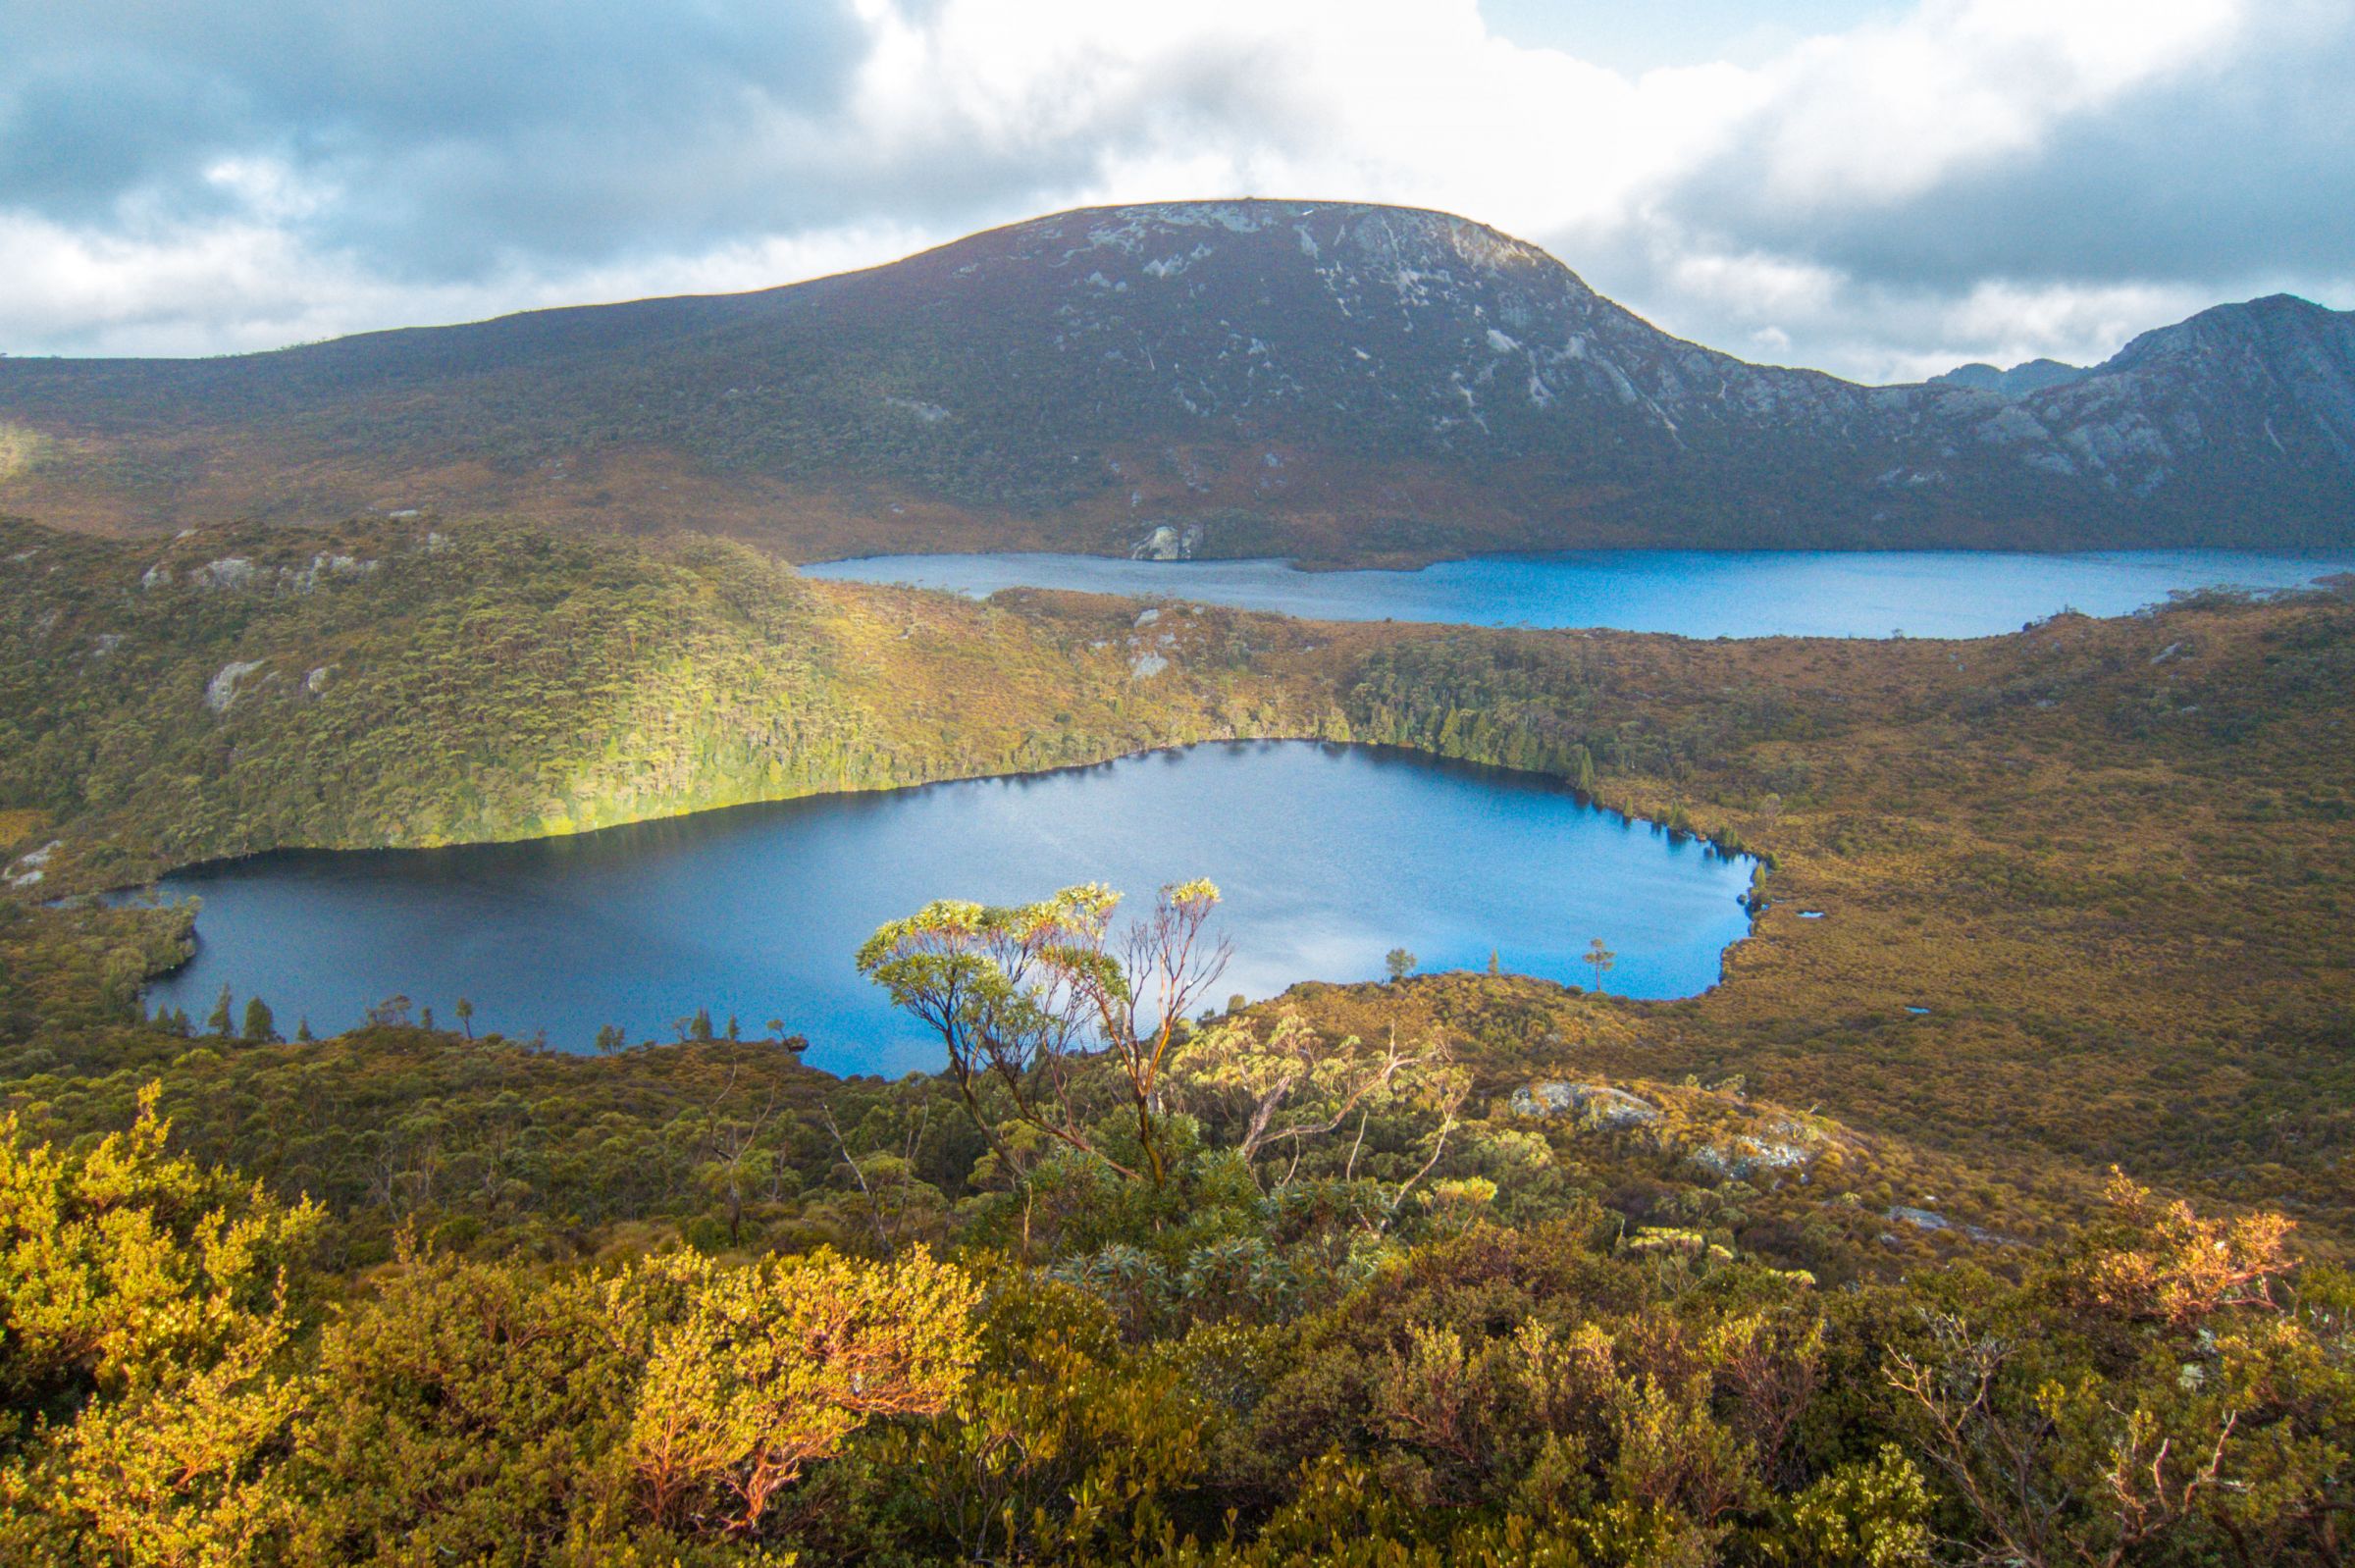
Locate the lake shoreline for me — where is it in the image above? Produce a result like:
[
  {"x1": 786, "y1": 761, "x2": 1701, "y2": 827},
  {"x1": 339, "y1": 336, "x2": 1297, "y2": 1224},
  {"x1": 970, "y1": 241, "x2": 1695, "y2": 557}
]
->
[
  {"x1": 93, "y1": 737, "x2": 1753, "y2": 899},
  {"x1": 805, "y1": 546, "x2": 2355, "y2": 640},
  {"x1": 130, "y1": 741, "x2": 1763, "y2": 1070},
  {"x1": 800, "y1": 541, "x2": 2355, "y2": 577}
]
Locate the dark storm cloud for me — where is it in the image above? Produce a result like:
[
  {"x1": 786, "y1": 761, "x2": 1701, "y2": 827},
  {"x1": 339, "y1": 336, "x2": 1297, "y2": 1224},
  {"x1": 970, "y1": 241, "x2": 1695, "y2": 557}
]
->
[
  {"x1": 0, "y1": 0, "x2": 882, "y2": 273},
  {"x1": 0, "y1": 0, "x2": 1319, "y2": 286}
]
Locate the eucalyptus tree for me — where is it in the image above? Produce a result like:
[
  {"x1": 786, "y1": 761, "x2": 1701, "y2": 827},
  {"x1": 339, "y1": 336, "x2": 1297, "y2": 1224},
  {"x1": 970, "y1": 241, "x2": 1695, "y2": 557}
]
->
[
  {"x1": 858, "y1": 880, "x2": 1230, "y2": 1187},
  {"x1": 1586, "y1": 937, "x2": 1616, "y2": 994}
]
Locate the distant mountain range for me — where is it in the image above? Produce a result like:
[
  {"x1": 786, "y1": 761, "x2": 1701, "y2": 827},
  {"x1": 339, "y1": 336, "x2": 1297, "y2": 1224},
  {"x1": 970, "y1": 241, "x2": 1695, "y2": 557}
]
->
[
  {"x1": 3, "y1": 199, "x2": 2351, "y2": 562},
  {"x1": 1927, "y1": 358, "x2": 2088, "y2": 397}
]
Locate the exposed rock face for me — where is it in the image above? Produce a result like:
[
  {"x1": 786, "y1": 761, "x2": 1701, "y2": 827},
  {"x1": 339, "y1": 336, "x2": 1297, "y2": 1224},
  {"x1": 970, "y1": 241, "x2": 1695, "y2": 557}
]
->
[
  {"x1": 1689, "y1": 1117, "x2": 1826, "y2": 1180},
  {"x1": 1131, "y1": 525, "x2": 1185, "y2": 560},
  {"x1": 1510, "y1": 1080, "x2": 1661, "y2": 1128},
  {"x1": 188, "y1": 557, "x2": 260, "y2": 591},
  {"x1": 205, "y1": 659, "x2": 265, "y2": 713},
  {"x1": 1887, "y1": 1205, "x2": 2012, "y2": 1244},
  {"x1": 1690, "y1": 1138, "x2": 1813, "y2": 1180},
  {"x1": 183, "y1": 553, "x2": 378, "y2": 594},
  {"x1": 4, "y1": 840, "x2": 60, "y2": 889}
]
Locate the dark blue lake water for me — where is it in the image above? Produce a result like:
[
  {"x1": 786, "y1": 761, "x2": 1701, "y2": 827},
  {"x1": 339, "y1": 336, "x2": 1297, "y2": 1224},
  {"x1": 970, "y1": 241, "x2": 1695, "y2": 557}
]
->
[
  {"x1": 802, "y1": 549, "x2": 2355, "y2": 638},
  {"x1": 136, "y1": 743, "x2": 1755, "y2": 1076}
]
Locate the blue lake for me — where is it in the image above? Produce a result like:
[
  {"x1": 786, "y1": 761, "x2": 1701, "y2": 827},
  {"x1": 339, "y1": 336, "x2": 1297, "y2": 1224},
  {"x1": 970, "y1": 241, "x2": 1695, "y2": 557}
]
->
[
  {"x1": 136, "y1": 743, "x2": 1755, "y2": 1076},
  {"x1": 803, "y1": 549, "x2": 2355, "y2": 639}
]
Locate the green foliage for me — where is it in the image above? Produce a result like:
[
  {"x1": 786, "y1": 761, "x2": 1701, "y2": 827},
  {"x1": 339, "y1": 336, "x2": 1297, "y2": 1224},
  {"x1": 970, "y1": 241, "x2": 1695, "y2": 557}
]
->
[
  {"x1": 1, "y1": 1095, "x2": 983, "y2": 1564},
  {"x1": 239, "y1": 996, "x2": 276, "y2": 1044},
  {"x1": 0, "y1": 1086, "x2": 323, "y2": 1566},
  {"x1": 861, "y1": 879, "x2": 1230, "y2": 1187},
  {"x1": 0, "y1": 517, "x2": 1355, "y2": 893}
]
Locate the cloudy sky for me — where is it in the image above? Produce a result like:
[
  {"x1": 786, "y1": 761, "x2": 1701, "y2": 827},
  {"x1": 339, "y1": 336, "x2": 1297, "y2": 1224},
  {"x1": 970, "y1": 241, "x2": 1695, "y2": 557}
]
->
[{"x1": 3, "y1": 0, "x2": 2348, "y2": 382}]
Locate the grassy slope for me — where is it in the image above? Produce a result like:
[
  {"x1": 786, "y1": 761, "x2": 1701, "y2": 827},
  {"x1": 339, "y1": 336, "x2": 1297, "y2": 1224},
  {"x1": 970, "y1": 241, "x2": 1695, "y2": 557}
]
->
[{"x1": 3, "y1": 514, "x2": 2351, "y2": 1244}]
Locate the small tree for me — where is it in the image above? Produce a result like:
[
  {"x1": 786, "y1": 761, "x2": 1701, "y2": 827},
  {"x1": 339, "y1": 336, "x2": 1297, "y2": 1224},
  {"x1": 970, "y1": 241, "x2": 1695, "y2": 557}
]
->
[
  {"x1": 860, "y1": 880, "x2": 1230, "y2": 1187},
  {"x1": 364, "y1": 995, "x2": 413, "y2": 1028},
  {"x1": 594, "y1": 1023, "x2": 626, "y2": 1055},
  {"x1": 207, "y1": 984, "x2": 235, "y2": 1039},
  {"x1": 293, "y1": 1018, "x2": 313, "y2": 1043},
  {"x1": 454, "y1": 997, "x2": 474, "y2": 1039},
  {"x1": 1385, "y1": 948, "x2": 1417, "y2": 984},
  {"x1": 418, "y1": 1006, "x2": 435, "y2": 1032},
  {"x1": 1488, "y1": 948, "x2": 1501, "y2": 975},
  {"x1": 1168, "y1": 1005, "x2": 1470, "y2": 1172},
  {"x1": 1585, "y1": 938, "x2": 1617, "y2": 994},
  {"x1": 239, "y1": 996, "x2": 278, "y2": 1044}
]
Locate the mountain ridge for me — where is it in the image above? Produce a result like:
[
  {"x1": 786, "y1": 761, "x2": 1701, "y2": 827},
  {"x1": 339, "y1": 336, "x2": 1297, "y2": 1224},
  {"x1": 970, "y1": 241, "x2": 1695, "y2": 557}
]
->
[{"x1": 3, "y1": 198, "x2": 2350, "y2": 562}]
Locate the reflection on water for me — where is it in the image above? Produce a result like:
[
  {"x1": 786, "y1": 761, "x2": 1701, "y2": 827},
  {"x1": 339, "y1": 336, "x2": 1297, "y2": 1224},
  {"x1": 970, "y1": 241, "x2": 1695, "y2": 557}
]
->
[
  {"x1": 137, "y1": 743, "x2": 1757, "y2": 1076},
  {"x1": 805, "y1": 548, "x2": 2355, "y2": 640}
]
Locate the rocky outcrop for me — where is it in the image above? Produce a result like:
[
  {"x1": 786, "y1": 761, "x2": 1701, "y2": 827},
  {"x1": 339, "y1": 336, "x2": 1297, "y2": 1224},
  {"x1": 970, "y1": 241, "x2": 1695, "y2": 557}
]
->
[
  {"x1": 205, "y1": 660, "x2": 265, "y2": 713},
  {"x1": 4, "y1": 840, "x2": 60, "y2": 890},
  {"x1": 184, "y1": 553, "x2": 378, "y2": 594},
  {"x1": 1129, "y1": 523, "x2": 1205, "y2": 560},
  {"x1": 1510, "y1": 1080, "x2": 1660, "y2": 1129},
  {"x1": 1687, "y1": 1116, "x2": 1832, "y2": 1181},
  {"x1": 1887, "y1": 1205, "x2": 2012, "y2": 1244},
  {"x1": 188, "y1": 557, "x2": 261, "y2": 592}
]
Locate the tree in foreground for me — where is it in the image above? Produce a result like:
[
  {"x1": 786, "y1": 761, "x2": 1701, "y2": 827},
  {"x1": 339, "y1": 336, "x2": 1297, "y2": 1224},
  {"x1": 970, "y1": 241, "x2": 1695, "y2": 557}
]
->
[
  {"x1": 614, "y1": 1246, "x2": 978, "y2": 1538},
  {"x1": 1168, "y1": 1003, "x2": 1471, "y2": 1226},
  {"x1": 0, "y1": 1086, "x2": 323, "y2": 1563},
  {"x1": 1585, "y1": 937, "x2": 1616, "y2": 994},
  {"x1": 859, "y1": 880, "x2": 1230, "y2": 1187}
]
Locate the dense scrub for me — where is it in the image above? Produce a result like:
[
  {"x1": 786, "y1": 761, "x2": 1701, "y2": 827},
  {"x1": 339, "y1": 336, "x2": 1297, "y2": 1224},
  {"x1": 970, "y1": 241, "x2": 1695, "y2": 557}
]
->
[
  {"x1": 3, "y1": 520, "x2": 2353, "y2": 1558},
  {"x1": 1, "y1": 931, "x2": 2348, "y2": 1563}
]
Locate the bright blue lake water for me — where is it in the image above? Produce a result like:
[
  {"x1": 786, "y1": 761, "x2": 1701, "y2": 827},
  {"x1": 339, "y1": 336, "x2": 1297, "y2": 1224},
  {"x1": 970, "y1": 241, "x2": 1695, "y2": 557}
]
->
[
  {"x1": 802, "y1": 549, "x2": 2355, "y2": 639},
  {"x1": 136, "y1": 743, "x2": 1755, "y2": 1076}
]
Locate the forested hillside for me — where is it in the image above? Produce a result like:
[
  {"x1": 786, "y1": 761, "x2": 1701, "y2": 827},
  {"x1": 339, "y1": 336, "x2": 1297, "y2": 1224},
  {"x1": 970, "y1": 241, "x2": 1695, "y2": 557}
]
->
[{"x1": 0, "y1": 513, "x2": 1357, "y2": 886}]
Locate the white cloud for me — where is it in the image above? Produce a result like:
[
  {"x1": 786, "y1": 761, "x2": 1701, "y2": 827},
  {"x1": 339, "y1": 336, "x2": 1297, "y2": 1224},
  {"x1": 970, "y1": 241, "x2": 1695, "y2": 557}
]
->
[
  {"x1": 1739, "y1": 0, "x2": 2242, "y2": 207},
  {"x1": 0, "y1": 0, "x2": 2344, "y2": 378}
]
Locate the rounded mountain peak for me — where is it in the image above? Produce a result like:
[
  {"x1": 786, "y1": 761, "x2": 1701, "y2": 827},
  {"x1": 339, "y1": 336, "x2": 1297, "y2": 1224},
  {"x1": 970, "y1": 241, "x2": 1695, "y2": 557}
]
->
[{"x1": 912, "y1": 197, "x2": 1591, "y2": 299}]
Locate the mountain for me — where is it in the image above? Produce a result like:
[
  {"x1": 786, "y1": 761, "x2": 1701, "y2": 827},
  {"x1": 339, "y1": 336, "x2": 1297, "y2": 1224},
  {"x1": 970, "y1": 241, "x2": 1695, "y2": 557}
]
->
[
  {"x1": 3, "y1": 200, "x2": 2352, "y2": 561},
  {"x1": 1928, "y1": 358, "x2": 2086, "y2": 396}
]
